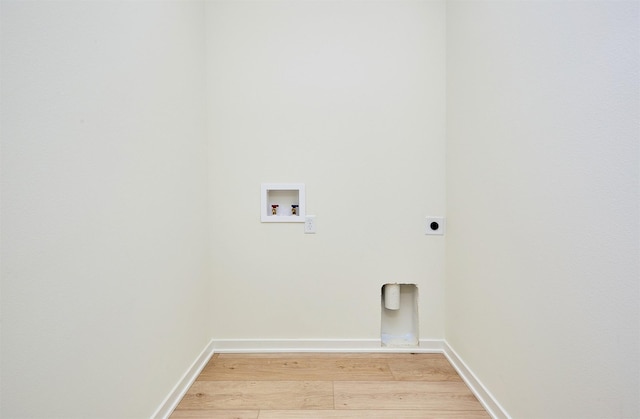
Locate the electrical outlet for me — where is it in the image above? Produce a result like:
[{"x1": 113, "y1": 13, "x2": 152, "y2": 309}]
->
[
  {"x1": 425, "y1": 216, "x2": 445, "y2": 235},
  {"x1": 304, "y1": 215, "x2": 316, "y2": 234}
]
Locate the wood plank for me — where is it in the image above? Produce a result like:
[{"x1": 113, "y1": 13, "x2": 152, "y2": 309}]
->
[
  {"x1": 257, "y1": 410, "x2": 491, "y2": 418},
  {"x1": 388, "y1": 355, "x2": 463, "y2": 382},
  {"x1": 334, "y1": 381, "x2": 485, "y2": 410},
  {"x1": 199, "y1": 355, "x2": 394, "y2": 381},
  {"x1": 175, "y1": 381, "x2": 334, "y2": 410},
  {"x1": 170, "y1": 410, "x2": 258, "y2": 419}
]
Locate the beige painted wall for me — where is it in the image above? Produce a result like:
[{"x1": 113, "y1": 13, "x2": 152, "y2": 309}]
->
[
  {"x1": 205, "y1": 0, "x2": 447, "y2": 340},
  {"x1": 1, "y1": 2, "x2": 211, "y2": 417},
  {"x1": 446, "y1": 1, "x2": 640, "y2": 417},
  {"x1": 2, "y1": 1, "x2": 638, "y2": 417}
]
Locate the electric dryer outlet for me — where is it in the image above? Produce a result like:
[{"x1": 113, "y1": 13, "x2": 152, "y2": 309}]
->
[{"x1": 425, "y1": 216, "x2": 445, "y2": 235}]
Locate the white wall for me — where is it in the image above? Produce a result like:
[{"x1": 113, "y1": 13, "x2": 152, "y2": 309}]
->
[
  {"x1": 446, "y1": 1, "x2": 639, "y2": 418},
  {"x1": 0, "y1": 2, "x2": 210, "y2": 417},
  {"x1": 4, "y1": 1, "x2": 638, "y2": 417},
  {"x1": 205, "y1": 0, "x2": 447, "y2": 341}
]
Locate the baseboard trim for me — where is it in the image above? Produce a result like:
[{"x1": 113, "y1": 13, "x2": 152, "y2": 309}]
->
[
  {"x1": 211, "y1": 338, "x2": 445, "y2": 353},
  {"x1": 151, "y1": 339, "x2": 215, "y2": 419},
  {"x1": 443, "y1": 343, "x2": 511, "y2": 419}
]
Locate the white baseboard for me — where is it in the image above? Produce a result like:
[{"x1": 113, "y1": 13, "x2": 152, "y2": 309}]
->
[
  {"x1": 443, "y1": 343, "x2": 511, "y2": 419},
  {"x1": 211, "y1": 338, "x2": 445, "y2": 353},
  {"x1": 151, "y1": 339, "x2": 215, "y2": 419}
]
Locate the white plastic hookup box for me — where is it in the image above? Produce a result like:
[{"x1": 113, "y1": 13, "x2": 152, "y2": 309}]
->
[{"x1": 261, "y1": 183, "x2": 305, "y2": 222}]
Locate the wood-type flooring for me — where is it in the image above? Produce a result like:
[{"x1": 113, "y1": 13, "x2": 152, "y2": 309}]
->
[{"x1": 170, "y1": 352, "x2": 490, "y2": 419}]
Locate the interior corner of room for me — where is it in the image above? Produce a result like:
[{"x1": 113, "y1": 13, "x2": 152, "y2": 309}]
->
[{"x1": 1, "y1": 1, "x2": 638, "y2": 418}]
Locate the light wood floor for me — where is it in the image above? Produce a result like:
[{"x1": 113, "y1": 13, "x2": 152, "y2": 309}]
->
[{"x1": 170, "y1": 353, "x2": 490, "y2": 418}]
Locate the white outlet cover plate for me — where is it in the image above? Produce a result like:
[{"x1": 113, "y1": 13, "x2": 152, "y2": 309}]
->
[
  {"x1": 304, "y1": 215, "x2": 316, "y2": 234},
  {"x1": 425, "y1": 216, "x2": 445, "y2": 235}
]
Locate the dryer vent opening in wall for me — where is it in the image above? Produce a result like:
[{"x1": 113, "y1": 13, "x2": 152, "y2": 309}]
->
[{"x1": 381, "y1": 284, "x2": 419, "y2": 347}]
